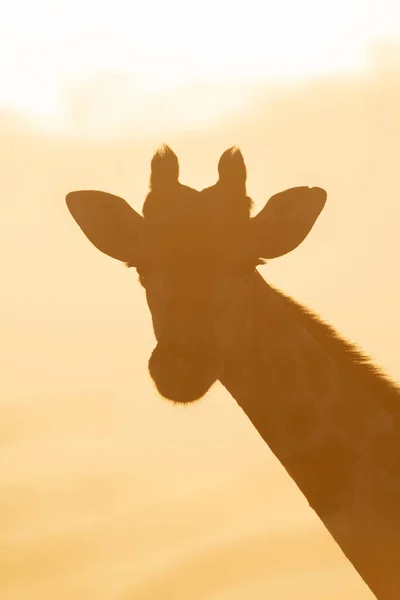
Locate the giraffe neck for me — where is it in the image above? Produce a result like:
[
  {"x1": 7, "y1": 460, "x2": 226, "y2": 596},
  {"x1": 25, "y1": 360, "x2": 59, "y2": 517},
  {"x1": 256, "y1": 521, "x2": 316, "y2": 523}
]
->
[{"x1": 219, "y1": 271, "x2": 400, "y2": 600}]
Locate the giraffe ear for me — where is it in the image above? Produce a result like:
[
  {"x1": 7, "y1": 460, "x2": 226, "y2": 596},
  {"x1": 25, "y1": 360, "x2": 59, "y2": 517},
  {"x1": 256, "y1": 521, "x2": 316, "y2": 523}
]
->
[
  {"x1": 66, "y1": 190, "x2": 143, "y2": 262},
  {"x1": 251, "y1": 186, "x2": 327, "y2": 259}
]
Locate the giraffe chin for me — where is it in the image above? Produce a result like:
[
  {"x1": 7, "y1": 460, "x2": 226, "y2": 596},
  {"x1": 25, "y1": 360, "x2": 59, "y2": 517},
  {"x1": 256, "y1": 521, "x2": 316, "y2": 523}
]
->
[{"x1": 148, "y1": 343, "x2": 220, "y2": 404}]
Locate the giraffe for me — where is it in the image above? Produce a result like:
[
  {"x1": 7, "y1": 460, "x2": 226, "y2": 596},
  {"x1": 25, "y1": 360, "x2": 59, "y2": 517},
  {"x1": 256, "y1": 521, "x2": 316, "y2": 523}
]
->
[{"x1": 67, "y1": 145, "x2": 400, "y2": 600}]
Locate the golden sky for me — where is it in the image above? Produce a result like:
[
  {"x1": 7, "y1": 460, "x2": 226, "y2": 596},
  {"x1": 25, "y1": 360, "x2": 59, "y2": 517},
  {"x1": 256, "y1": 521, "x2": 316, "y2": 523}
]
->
[
  {"x1": 0, "y1": 0, "x2": 399, "y2": 133},
  {"x1": 1, "y1": 2, "x2": 400, "y2": 598}
]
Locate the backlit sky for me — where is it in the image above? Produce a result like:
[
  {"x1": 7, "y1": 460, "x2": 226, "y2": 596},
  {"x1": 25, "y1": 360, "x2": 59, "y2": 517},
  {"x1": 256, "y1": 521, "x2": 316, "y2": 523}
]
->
[
  {"x1": 1, "y1": 2, "x2": 400, "y2": 598},
  {"x1": 0, "y1": 0, "x2": 399, "y2": 129}
]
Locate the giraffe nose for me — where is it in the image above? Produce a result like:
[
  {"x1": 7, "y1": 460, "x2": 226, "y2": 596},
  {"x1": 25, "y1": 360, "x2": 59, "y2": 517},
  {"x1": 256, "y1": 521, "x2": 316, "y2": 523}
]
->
[
  {"x1": 163, "y1": 336, "x2": 202, "y2": 357},
  {"x1": 160, "y1": 324, "x2": 211, "y2": 357}
]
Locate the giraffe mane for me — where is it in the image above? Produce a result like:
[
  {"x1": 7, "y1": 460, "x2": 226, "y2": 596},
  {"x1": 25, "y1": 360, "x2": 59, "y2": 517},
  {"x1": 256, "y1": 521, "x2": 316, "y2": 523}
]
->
[{"x1": 272, "y1": 284, "x2": 400, "y2": 415}]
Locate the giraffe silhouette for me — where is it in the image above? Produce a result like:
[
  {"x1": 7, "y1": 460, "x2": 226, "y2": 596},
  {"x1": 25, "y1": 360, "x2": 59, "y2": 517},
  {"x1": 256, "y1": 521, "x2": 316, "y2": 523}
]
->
[{"x1": 67, "y1": 145, "x2": 400, "y2": 600}]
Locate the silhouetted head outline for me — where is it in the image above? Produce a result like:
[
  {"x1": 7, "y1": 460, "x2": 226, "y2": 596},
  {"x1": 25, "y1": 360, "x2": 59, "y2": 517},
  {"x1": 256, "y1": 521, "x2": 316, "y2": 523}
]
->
[{"x1": 66, "y1": 145, "x2": 326, "y2": 403}]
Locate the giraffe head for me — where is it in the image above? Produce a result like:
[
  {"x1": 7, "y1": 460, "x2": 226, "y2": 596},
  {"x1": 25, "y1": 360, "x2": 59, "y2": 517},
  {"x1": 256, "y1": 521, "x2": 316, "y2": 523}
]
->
[{"x1": 66, "y1": 145, "x2": 326, "y2": 403}]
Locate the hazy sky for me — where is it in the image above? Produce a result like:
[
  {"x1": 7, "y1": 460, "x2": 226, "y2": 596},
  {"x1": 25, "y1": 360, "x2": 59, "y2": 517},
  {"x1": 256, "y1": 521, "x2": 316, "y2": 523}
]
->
[
  {"x1": 0, "y1": 0, "x2": 399, "y2": 128},
  {"x1": 1, "y1": 3, "x2": 399, "y2": 599}
]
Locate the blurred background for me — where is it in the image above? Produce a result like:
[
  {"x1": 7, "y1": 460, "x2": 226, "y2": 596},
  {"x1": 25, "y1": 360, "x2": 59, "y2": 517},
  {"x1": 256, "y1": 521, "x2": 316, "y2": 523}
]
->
[{"x1": 1, "y1": 1, "x2": 400, "y2": 598}]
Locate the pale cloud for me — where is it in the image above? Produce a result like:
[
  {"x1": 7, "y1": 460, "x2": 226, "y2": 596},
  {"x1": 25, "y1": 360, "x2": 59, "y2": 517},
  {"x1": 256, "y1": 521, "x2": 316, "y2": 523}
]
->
[{"x1": 1, "y1": 0, "x2": 399, "y2": 133}]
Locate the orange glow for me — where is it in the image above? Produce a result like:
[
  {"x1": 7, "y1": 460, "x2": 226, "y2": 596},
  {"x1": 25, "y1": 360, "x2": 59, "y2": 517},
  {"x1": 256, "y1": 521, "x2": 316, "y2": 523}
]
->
[{"x1": 1, "y1": 1, "x2": 400, "y2": 596}]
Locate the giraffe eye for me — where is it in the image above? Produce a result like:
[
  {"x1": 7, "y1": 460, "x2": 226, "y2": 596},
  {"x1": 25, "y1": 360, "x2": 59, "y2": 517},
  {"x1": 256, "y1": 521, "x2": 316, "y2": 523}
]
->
[
  {"x1": 136, "y1": 268, "x2": 148, "y2": 287},
  {"x1": 245, "y1": 269, "x2": 256, "y2": 281}
]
